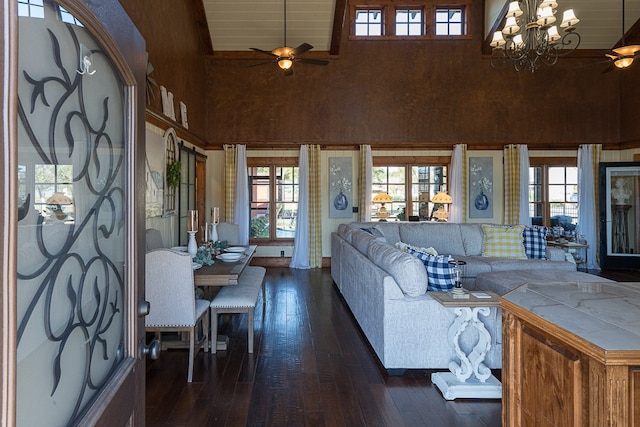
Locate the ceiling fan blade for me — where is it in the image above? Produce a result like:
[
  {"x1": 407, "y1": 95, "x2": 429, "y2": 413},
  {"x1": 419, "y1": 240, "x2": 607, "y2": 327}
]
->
[
  {"x1": 602, "y1": 63, "x2": 615, "y2": 73},
  {"x1": 298, "y1": 57, "x2": 329, "y2": 66},
  {"x1": 247, "y1": 61, "x2": 274, "y2": 68},
  {"x1": 251, "y1": 48, "x2": 277, "y2": 57},
  {"x1": 293, "y1": 43, "x2": 313, "y2": 56}
]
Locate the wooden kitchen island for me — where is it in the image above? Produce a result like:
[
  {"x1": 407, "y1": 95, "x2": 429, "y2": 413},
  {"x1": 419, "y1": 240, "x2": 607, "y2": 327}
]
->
[{"x1": 501, "y1": 281, "x2": 640, "y2": 426}]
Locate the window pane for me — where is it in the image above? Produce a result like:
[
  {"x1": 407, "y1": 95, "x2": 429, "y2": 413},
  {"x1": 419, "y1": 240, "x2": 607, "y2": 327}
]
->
[
  {"x1": 250, "y1": 166, "x2": 270, "y2": 238},
  {"x1": 355, "y1": 9, "x2": 383, "y2": 36},
  {"x1": 396, "y1": 9, "x2": 422, "y2": 36},
  {"x1": 548, "y1": 167, "x2": 565, "y2": 184},
  {"x1": 435, "y1": 8, "x2": 464, "y2": 36}
]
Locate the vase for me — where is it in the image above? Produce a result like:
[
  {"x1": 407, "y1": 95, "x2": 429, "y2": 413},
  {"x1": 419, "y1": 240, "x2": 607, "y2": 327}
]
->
[
  {"x1": 474, "y1": 191, "x2": 489, "y2": 211},
  {"x1": 334, "y1": 191, "x2": 348, "y2": 211}
]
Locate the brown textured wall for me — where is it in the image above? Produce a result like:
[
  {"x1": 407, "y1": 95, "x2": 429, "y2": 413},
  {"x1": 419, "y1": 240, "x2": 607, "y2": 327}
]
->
[
  {"x1": 119, "y1": 0, "x2": 210, "y2": 140},
  {"x1": 205, "y1": 2, "x2": 639, "y2": 150}
]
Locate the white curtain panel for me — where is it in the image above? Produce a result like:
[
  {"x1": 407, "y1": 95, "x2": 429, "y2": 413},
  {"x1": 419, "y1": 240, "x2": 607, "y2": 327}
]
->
[
  {"x1": 449, "y1": 144, "x2": 464, "y2": 223},
  {"x1": 577, "y1": 144, "x2": 599, "y2": 270},
  {"x1": 519, "y1": 145, "x2": 531, "y2": 226},
  {"x1": 290, "y1": 145, "x2": 310, "y2": 269},
  {"x1": 233, "y1": 145, "x2": 250, "y2": 245}
]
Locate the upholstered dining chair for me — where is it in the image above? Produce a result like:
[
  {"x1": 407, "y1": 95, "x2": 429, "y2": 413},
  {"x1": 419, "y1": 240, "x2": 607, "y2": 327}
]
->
[
  {"x1": 145, "y1": 249, "x2": 209, "y2": 382},
  {"x1": 217, "y1": 222, "x2": 240, "y2": 245},
  {"x1": 145, "y1": 228, "x2": 165, "y2": 252}
]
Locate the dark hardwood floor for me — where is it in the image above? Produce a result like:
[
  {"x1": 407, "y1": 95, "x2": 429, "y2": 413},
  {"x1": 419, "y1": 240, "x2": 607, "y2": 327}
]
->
[{"x1": 145, "y1": 267, "x2": 640, "y2": 426}]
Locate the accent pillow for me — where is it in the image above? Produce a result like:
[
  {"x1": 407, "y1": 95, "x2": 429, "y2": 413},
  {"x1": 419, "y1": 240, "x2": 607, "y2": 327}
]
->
[
  {"x1": 406, "y1": 251, "x2": 456, "y2": 291},
  {"x1": 481, "y1": 224, "x2": 527, "y2": 259},
  {"x1": 395, "y1": 241, "x2": 438, "y2": 256},
  {"x1": 523, "y1": 225, "x2": 548, "y2": 259}
]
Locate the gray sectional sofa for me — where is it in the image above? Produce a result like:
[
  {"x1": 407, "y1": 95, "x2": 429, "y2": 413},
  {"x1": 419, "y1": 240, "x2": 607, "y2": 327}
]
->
[{"x1": 330, "y1": 221, "x2": 577, "y2": 373}]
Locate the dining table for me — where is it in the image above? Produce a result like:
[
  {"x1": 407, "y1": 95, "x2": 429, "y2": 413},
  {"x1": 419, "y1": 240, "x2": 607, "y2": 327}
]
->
[{"x1": 193, "y1": 244, "x2": 257, "y2": 287}]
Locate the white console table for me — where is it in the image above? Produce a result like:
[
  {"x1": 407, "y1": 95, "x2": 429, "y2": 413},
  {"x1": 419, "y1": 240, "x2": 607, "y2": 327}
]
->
[{"x1": 430, "y1": 291, "x2": 502, "y2": 400}]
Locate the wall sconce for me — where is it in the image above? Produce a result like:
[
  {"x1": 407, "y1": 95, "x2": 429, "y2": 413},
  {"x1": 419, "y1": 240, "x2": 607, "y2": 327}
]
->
[
  {"x1": 372, "y1": 192, "x2": 393, "y2": 221},
  {"x1": 431, "y1": 190, "x2": 453, "y2": 221}
]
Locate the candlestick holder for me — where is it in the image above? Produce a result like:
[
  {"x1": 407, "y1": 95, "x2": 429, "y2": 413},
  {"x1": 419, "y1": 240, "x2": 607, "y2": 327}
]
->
[
  {"x1": 208, "y1": 222, "x2": 218, "y2": 243},
  {"x1": 187, "y1": 231, "x2": 198, "y2": 258}
]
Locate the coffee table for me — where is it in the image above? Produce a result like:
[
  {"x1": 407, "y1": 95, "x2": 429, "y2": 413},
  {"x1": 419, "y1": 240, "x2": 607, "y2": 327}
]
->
[{"x1": 430, "y1": 290, "x2": 502, "y2": 400}]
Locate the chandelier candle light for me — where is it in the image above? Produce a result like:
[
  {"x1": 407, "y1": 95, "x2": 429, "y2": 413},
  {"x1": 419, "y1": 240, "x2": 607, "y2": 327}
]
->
[{"x1": 490, "y1": 0, "x2": 580, "y2": 72}]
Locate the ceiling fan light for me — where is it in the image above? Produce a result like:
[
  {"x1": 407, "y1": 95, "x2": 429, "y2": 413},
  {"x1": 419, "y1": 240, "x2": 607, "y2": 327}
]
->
[
  {"x1": 560, "y1": 9, "x2": 579, "y2": 28},
  {"x1": 278, "y1": 58, "x2": 293, "y2": 70},
  {"x1": 614, "y1": 57, "x2": 634, "y2": 68}
]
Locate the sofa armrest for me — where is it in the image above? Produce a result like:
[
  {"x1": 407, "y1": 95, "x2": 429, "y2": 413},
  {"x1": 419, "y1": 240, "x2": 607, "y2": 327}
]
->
[{"x1": 546, "y1": 246, "x2": 566, "y2": 262}]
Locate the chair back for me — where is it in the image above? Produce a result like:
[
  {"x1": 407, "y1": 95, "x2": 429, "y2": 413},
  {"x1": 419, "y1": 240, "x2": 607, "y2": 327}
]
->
[
  {"x1": 146, "y1": 228, "x2": 165, "y2": 252},
  {"x1": 145, "y1": 249, "x2": 197, "y2": 327},
  {"x1": 217, "y1": 222, "x2": 240, "y2": 245}
]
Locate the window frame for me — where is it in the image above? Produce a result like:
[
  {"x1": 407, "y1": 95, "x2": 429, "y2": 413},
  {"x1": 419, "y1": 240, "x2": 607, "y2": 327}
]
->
[
  {"x1": 372, "y1": 156, "x2": 450, "y2": 220},
  {"x1": 395, "y1": 7, "x2": 425, "y2": 37},
  {"x1": 529, "y1": 157, "x2": 578, "y2": 230},
  {"x1": 349, "y1": 0, "x2": 471, "y2": 40},
  {"x1": 435, "y1": 7, "x2": 465, "y2": 36},
  {"x1": 247, "y1": 157, "x2": 299, "y2": 246}
]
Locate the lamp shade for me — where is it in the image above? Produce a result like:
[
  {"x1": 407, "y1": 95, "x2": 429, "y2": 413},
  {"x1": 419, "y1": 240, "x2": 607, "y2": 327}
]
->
[
  {"x1": 372, "y1": 192, "x2": 393, "y2": 204},
  {"x1": 431, "y1": 191, "x2": 453, "y2": 204}
]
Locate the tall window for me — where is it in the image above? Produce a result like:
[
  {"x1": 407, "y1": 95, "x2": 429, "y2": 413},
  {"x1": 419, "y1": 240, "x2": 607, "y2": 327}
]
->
[
  {"x1": 372, "y1": 160, "x2": 447, "y2": 220},
  {"x1": 355, "y1": 8, "x2": 384, "y2": 36},
  {"x1": 249, "y1": 164, "x2": 299, "y2": 241},
  {"x1": 396, "y1": 8, "x2": 424, "y2": 36},
  {"x1": 529, "y1": 162, "x2": 578, "y2": 231}
]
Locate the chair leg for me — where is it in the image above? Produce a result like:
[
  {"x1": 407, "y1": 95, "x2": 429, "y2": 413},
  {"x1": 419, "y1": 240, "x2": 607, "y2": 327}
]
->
[
  {"x1": 187, "y1": 329, "x2": 195, "y2": 382},
  {"x1": 203, "y1": 312, "x2": 209, "y2": 353},
  {"x1": 211, "y1": 308, "x2": 218, "y2": 354},
  {"x1": 248, "y1": 307, "x2": 254, "y2": 354}
]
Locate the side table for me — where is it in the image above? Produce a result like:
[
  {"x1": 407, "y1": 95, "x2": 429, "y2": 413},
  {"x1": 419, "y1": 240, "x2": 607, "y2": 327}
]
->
[
  {"x1": 429, "y1": 291, "x2": 502, "y2": 400},
  {"x1": 548, "y1": 240, "x2": 589, "y2": 272}
]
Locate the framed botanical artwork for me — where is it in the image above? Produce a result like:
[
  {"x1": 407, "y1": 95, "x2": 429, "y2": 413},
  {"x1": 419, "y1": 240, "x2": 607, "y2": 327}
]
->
[
  {"x1": 329, "y1": 157, "x2": 353, "y2": 219},
  {"x1": 469, "y1": 157, "x2": 494, "y2": 219}
]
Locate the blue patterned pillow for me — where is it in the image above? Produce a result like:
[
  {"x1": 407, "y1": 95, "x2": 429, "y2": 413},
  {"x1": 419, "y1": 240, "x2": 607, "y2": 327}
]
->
[
  {"x1": 407, "y1": 251, "x2": 455, "y2": 291},
  {"x1": 523, "y1": 225, "x2": 548, "y2": 260}
]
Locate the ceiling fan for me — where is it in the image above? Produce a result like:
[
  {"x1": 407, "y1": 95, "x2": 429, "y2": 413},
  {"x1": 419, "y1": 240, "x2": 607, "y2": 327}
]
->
[
  {"x1": 603, "y1": 0, "x2": 640, "y2": 70},
  {"x1": 250, "y1": 0, "x2": 329, "y2": 76}
]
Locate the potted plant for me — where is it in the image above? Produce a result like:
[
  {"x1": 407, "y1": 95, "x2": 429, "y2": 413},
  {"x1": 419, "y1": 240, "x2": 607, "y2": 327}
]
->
[{"x1": 166, "y1": 160, "x2": 181, "y2": 189}]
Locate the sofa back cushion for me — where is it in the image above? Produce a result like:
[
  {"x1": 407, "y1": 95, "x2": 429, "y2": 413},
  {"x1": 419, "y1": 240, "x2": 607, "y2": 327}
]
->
[
  {"x1": 352, "y1": 229, "x2": 377, "y2": 255},
  {"x1": 459, "y1": 224, "x2": 484, "y2": 256},
  {"x1": 337, "y1": 223, "x2": 355, "y2": 244},
  {"x1": 367, "y1": 240, "x2": 429, "y2": 296},
  {"x1": 398, "y1": 223, "x2": 466, "y2": 255}
]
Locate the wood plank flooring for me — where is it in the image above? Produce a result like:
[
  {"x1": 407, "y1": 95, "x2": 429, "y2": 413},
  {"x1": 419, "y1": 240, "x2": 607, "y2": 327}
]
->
[{"x1": 145, "y1": 267, "x2": 640, "y2": 426}]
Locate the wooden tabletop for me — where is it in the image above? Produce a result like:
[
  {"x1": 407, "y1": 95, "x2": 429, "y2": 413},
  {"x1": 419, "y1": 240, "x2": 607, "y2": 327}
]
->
[
  {"x1": 430, "y1": 290, "x2": 501, "y2": 307},
  {"x1": 193, "y1": 245, "x2": 256, "y2": 287}
]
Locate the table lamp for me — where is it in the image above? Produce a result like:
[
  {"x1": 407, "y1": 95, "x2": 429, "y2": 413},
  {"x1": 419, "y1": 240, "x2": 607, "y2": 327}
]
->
[
  {"x1": 372, "y1": 192, "x2": 393, "y2": 221},
  {"x1": 431, "y1": 190, "x2": 452, "y2": 221}
]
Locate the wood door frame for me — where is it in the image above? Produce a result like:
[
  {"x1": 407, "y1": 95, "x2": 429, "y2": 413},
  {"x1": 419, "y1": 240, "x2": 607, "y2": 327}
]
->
[{"x1": 1, "y1": 0, "x2": 147, "y2": 425}]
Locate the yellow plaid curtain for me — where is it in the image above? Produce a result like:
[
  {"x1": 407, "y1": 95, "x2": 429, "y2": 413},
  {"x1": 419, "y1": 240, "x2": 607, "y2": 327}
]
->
[
  {"x1": 308, "y1": 145, "x2": 322, "y2": 267},
  {"x1": 223, "y1": 144, "x2": 236, "y2": 222},
  {"x1": 359, "y1": 145, "x2": 372, "y2": 222},
  {"x1": 503, "y1": 144, "x2": 520, "y2": 224}
]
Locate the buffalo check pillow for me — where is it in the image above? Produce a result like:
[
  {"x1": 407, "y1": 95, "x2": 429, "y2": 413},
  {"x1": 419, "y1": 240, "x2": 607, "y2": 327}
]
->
[
  {"x1": 406, "y1": 251, "x2": 456, "y2": 291},
  {"x1": 481, "y1": 224, "x2": 527, "y2": 259},
  {"x1": 523, "y1": 225, "x2": 548, "y2": 259}
]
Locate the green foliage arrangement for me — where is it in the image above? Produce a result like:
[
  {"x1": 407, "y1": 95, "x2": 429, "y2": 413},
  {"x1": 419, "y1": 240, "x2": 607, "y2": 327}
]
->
[{"x1": 166, "y1": 160, "x2": 181, "y2": 189}]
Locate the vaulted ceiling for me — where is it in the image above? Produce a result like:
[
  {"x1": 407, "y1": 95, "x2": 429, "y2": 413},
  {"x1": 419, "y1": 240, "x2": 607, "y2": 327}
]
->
[{"x1": 202, "y1": 0, "x2": 640, "y2": 53}]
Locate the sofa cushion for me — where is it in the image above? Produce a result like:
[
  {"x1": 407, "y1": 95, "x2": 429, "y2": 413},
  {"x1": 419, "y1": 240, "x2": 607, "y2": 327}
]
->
[
  {"x1": 523, "y1": 225, "x2": 549, "y2": 259},
  {"x1": 407, "y1": 252, "x2": 456, "y2": 291},
  {"x1": 352, "y1": 229, "x2": 377, "y2": 256},
  {"x1": 398, "y1": 223, "x2": 466, "y2": 256},
  {"x1": 359, "y1": 225, "x2": 385, "y2": 239},
  {"x1": 459, "y1": 224, "x2": 485, "y2": 256},
  {"x1": 337, "y1": 223, "x2": 355, "y2": 244},
  {"x1": 367, "y1": 240, "x2": 429, "y2": 296},
  {"x1": 481, "y1": 224, "x2": 527, "y2": 259}
]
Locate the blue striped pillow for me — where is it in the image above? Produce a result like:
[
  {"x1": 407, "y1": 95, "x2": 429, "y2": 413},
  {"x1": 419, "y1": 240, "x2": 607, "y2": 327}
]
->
[{"x1": 523, "y1": 226, "x2": 548, "y2": 259}]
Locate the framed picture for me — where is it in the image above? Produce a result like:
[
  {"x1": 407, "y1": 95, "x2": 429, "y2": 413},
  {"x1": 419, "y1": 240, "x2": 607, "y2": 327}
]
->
[
  {"x1": 329, "y1": 157, "x2": 353, "y2": 219},
  {"x1": 469, "y1": 157, "x2": 494, "y2": 219}
]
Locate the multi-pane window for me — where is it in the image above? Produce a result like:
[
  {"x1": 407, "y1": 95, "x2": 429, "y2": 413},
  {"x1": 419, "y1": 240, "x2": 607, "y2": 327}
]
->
[
  {"x1": 58, "y1": 6, "x2": 83, "y2": 26},
  {"x1": 435, "y1": 8, "x2": 464, "y2": 35},
  {"x1": 372, "y1": 163, "x2": 447, "y2": 221},
  {"x1": 396, "y1": 8, "x2": 424, "y2": 36},
  {"x1": 18, "y1": 0, "x2": 44, "y2": 18},
  {"x1": 249, "y1": 165, "x2": 299, "y2": 240},
  {"x1": 34, "y1": 164, "x2": 74, "y2": 222},
  {"x1": 529, "y1": 165, "x2": 578, "y2": 231},
  {"x1": 355, "y1": 8, "x2": 384, "y2": 36}
]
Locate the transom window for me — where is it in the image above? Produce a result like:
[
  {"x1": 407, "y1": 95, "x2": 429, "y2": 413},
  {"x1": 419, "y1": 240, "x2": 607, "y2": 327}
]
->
[
  {"x1": 435, "y1": 8, "x2": 464, "y2": 35},
  {"x1": 529, "y1": 160, "x2": 578, "y2": 232},
  {"x1": 18, "y1": 0, "x2": 44, "y2": 18},
  {"x1": 249, "y1": 163, "x2": 299, "y2": 241},
  {"x1": 355, "y1": 8, "x2": 384, "y2": 36},
  {"x1": 372, "y1": 160, "x2": 448, "y2": 221},
  {"x1": 396, "y1": 8, "x2": 424, "y2": 36}
]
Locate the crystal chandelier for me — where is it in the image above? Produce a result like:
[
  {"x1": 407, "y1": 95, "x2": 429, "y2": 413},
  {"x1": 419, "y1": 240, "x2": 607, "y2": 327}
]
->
[{"x1": 490, "y1": 1, "x2": 580, "y2": 72}]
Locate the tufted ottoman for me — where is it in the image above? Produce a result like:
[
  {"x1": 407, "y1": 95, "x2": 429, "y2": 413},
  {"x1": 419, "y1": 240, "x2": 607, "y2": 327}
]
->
[{"x1": 475, "y1": 270, "x2": 613, "y2": 296}]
